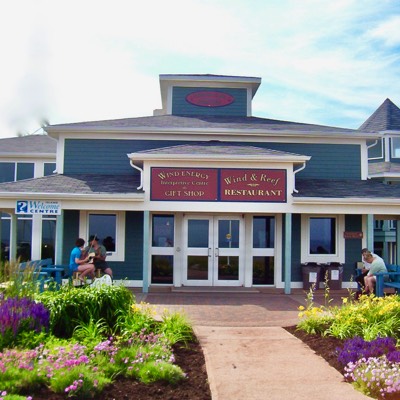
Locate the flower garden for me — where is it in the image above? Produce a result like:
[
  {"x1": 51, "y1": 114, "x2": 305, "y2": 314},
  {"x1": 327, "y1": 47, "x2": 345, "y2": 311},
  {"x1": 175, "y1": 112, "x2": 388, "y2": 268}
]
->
[
  {"x1": 296, "y1": 286, "x2": 400, "y2": 399},
  {"x1": 0, "y1": 261, "x2": 200, "y2": 400}
]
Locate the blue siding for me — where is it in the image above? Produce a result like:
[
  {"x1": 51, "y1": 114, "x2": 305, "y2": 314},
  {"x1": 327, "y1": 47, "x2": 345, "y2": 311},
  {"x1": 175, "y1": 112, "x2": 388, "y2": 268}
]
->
[
  {"x1": 259, "y1": 143, "x2": 361, "y2": 179},
  {"x1": 172, "y1": 87, "x2": 247, "y2": 116},
  {"x1": 64, "y1": 139, "x2": 192, "y2": 174},
  {"x1": 290, "y1": 214, "x2": 302, "y2": 281},
  {"x1": 64, "y1": 139, "x2": 361, "y2": 179},
  {"x1": 118, "y1": 211, "x2": 143, "y2": 280},
  {"x1": 344, "y1": 215, "x2": 362, "y2": 281}
]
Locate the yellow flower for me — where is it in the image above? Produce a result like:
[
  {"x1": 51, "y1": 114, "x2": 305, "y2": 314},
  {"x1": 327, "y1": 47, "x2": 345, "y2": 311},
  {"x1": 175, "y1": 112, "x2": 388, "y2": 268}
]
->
[
  {"x1": 342, "y1": 297, "x2": 348, "y2": 304},
  {"x1": 298, "y1": 305, "x2": 305, "y2": 311}
]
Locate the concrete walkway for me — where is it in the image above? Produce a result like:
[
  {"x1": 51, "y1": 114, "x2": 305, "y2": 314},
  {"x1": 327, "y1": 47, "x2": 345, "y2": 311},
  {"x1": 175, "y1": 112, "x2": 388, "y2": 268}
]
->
[{"x1": 134, "y1": 289, "x2": 370, "y2": 400}]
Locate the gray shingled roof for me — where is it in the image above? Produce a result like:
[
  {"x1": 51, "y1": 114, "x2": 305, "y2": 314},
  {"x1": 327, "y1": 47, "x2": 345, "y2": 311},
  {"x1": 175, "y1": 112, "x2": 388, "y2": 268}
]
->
[
  {"x1": 294, "y1": 179, "x2": 400, "y2": 198},
  {"x1": 0, "y1": 174, "x2": 142, "y2": 195},
  {"x1": 133, "y1": 144, "x2": 307, "y2": 158},
  {"x1": 46, "y1": 114, "x2": 361, "y2": 135},
  {"x1": 359, "y1": 99, "x2": 400, "y2": 132},
  {"x1": 0, "y1": 134, "x2": 56, "y2": 155}
]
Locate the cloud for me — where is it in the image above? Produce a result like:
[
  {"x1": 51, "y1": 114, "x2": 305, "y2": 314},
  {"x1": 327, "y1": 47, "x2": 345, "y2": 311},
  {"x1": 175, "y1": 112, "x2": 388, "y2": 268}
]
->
[{"x1": 0, "y1": 0, "x2": 400, "y2": 137}]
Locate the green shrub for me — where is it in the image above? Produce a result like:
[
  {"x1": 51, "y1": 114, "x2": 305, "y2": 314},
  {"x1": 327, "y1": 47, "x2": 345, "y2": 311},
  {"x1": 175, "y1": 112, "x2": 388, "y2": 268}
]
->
[
  {"x1": 157, "y1": 310, "x2": 194, "y2": 345},
  {"x1": 36, "y1": 284, "x2": 134, "y2": 337}
]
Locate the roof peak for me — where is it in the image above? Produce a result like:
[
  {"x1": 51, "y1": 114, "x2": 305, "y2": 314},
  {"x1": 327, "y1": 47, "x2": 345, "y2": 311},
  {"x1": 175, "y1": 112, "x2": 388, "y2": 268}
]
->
[{"x1": 359, "y1": 98, "x2": 400, "y2": 132}]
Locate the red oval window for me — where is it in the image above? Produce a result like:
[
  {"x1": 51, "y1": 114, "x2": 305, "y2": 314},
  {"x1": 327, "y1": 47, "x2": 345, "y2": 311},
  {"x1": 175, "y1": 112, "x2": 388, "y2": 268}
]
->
[{"x1": 186, "y1": 91, "x2": 234, "y2": 107}]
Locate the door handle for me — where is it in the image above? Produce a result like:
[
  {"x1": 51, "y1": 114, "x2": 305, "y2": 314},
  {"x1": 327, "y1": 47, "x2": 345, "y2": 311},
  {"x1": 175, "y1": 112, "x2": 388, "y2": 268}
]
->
[{"x1": 215, "y1": 248, "x2": 219, "y2": 257}]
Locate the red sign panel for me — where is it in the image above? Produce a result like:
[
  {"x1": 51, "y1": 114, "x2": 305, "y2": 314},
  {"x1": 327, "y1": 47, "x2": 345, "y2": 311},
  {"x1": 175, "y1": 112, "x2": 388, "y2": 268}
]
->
[
  {"x1": 151, "y1": 168, "x2": 287, "y2": 202},
  {"x1": 220, "y1": 169, "x2": 286, "y2": 202},
  {"x1": 343, "y1": 231, "x2": 363, "y2": 239},
  {"x1": 186, "y1": 91, "x2": 234, "y2": 107},
  {"x1": 151, "y1": 168, "x2": 218, "y2": 201}
]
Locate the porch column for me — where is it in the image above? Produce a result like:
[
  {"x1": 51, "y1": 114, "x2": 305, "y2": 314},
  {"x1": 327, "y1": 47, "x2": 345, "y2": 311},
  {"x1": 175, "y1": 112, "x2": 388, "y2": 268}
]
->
[
  {"x1": 284, "y1": 213, "x2": 292, "y2": 295},
  {"x1": 10, "y1": 213, "x2": 17, "y2": 261},
  {"x1": 366, "y1": 214, "x2": 374, "y2": 251},
  {"x1": 142, "y1": 211, "x2": 150, "y2": 293},
  {"x1": 55, "y1": 211, "x2": 64, "y2": 264}
]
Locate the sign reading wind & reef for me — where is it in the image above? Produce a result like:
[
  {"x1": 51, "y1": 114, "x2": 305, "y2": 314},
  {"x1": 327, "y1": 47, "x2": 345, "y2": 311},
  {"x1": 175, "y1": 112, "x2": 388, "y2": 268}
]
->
[{"x1": 150, "y1": 168, "x2": 286, "y2": 202}]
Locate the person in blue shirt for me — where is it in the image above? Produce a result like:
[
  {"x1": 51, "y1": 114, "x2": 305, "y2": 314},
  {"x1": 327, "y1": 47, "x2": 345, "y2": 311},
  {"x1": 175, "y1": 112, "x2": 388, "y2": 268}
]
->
[{"x1": 69, "y1": 238, "x2": 95, "y2": 282}]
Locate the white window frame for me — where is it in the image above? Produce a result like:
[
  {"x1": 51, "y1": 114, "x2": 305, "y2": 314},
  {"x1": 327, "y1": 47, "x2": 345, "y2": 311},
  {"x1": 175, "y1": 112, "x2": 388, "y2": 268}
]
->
[
  {"x1": 79, "y1": 211, "x2": 125, "y2": 261},
  {"x1": 301, "y1": 214, "x2": 345, "y2": 264}
]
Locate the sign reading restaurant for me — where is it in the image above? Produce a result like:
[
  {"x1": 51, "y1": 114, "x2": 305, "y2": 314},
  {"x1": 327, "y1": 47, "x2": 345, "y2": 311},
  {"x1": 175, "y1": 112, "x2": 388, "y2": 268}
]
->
[{"x1": 151, "y1": 167, "x2": 286, "y2": 202}]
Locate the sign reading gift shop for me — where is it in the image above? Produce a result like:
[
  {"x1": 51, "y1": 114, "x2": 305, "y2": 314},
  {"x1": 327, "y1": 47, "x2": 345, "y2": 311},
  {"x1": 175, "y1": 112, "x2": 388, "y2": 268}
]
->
[
  {"x1": 151, "y1": 168, "x2": 286, "y2": 202},
  {"x1": 16, "y1": 200, "x2": 61, "y2": 215}
]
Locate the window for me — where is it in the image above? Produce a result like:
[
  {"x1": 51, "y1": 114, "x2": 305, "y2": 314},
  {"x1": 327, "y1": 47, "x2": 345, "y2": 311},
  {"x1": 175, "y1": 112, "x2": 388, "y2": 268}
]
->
[
  {"x1": 151, "y1": 215, "x2": 175, "y2": 284},
  {"x1": 252, "y1": 216, "x2": 275, "y2": 285},
  {"x1": 0, "y1": 162, "x2": 35, "y2": 183},
  {"x1": 42, "y1": 215, "x2": 56, "y2": 261},
  {"x1": 16, "y1": 163, "x2": 34, "y2": 181},
  {"x1": 0, "y1": 163, "x2": 15, "y2": 183},
  {"x1": 80, "y1": 211, "x2": 125, "y2": 261},
  {"x1": 17, "y1": 215, "x2": 33, "y2": 262},
  {"x1": 152, "y1": 215, "x2": 174, "y2": 247},
  {"x1": 253, "y1": 216, "x2": 275, "y2": 248},
  {"x1": 301, "y1": 215, "x2": 344, "y2": 263},
  {"x1": 309, "y1": 217, "x2": 336, "y2": 254},
  {"x1": 392, "y1": 137, "x2": 400, "y2": 158},
  {"x1": 44, "y1": 163, "x2": 56, "y2": 176},
  {"x1": 1, "y1": 212, "x2": 11, "y2": 261}
]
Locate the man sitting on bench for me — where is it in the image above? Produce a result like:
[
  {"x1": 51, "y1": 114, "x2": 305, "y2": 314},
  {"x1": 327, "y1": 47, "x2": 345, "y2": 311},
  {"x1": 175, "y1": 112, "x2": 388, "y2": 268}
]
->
[
  {"x1": 85, "y1": 235, "x2": 113, "y2": 278},
  {"x1": 364, "y1": 251, "x2": 387, "y2": 295}
]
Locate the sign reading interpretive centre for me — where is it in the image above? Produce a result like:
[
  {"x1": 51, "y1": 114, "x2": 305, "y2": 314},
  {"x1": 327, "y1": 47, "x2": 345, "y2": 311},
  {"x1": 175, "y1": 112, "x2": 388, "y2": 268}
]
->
[
  {"x1": 150, "y1": 168, "x2": 287, "y2": 202},
  {"x1": 16, "y1": 200, "x2": 61, "y2": 215}
]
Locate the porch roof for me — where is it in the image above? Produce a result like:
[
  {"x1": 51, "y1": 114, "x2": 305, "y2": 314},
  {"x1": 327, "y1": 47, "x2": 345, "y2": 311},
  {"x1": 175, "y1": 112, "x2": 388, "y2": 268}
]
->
[
  {"x1": 0, "y1": 174, "x2": 143, "y2": 196},
  {"x1": 294, "y1": 178, "x2": 400, "y2": 198}
]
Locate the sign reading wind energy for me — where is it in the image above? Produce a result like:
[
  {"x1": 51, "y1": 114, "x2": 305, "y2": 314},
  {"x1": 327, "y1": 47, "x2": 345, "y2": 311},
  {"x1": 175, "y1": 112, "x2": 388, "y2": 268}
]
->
[
  {"x1": 151, "y1": 168, "x2": 286, "y2": 202},
  {"x1": 16, "y1": 200, "x2": 61, "y2": 215}
]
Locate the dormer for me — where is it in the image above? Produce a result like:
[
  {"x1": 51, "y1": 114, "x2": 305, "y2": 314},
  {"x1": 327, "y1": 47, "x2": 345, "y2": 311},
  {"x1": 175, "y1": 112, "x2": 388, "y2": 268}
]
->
[
  {"x1": 361, "y1": 98, "x2": 400, "y2": 182},
  {"x1": 154, "y1": 74, "x2": 261, "y2": 117}
]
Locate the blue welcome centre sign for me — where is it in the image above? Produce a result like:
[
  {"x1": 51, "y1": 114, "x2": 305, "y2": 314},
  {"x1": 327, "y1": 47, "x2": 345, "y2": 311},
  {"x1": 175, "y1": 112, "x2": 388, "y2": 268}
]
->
[{"x1": 16, "y1": 200, "x2": 61, "y2": 215}]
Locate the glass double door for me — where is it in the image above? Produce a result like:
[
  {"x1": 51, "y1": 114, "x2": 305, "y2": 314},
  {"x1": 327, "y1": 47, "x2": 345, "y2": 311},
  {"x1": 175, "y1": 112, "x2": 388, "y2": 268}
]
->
[{"x1": 183, "y1": 215, "x2": 243, "y2": 286}]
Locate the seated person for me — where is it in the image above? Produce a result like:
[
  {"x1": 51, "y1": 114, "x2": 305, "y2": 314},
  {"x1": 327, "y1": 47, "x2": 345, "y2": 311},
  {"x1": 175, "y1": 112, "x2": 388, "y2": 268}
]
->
[
  {"x1": 85, "y1": 235, "x2": 113, "y2": 278},
  {"x1": 356, "y1": 248, "x2": 384, "y2": 289},
  {"x1": 69, "y1": 238, "x2": 95, "y2": 282},
  {"x1": 364, "y1": 251, "x2": 388, "y2": 294}
]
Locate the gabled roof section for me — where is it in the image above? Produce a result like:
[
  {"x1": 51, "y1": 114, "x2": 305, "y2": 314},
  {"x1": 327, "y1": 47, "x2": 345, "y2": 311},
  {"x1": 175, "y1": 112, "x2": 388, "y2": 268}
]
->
[
  {"x1": 359, "y1": 98, "x2": 400, "y2": 132},
  {"x1": 0, "y1": 134, "x2": 56, "y2": 156},
  {"x1": 128, "y1": 144, "x2": 310, "y2": 163}
]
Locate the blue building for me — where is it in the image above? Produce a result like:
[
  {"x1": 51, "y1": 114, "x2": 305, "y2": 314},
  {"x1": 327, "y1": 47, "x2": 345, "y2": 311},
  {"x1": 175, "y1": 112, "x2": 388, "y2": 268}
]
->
[{"x1": 1, "y1": 74, "x2": 400, "y2": 292}]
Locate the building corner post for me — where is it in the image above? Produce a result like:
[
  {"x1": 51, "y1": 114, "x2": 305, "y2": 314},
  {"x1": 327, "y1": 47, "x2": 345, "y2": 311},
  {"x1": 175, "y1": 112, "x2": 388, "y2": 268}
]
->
[
  {"x1": 284, "y1": 213, "x2": 292, "y2": 294},
  {"x1": 142, "y1": 211, "x2": 150, "y2": 293}
]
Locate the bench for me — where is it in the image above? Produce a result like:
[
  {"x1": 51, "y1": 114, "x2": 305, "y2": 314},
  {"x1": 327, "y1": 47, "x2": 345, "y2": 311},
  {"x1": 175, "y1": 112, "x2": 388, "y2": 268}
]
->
[
  {"x1": 375, "y1": 264, "x2": 400, "y2": 297},
  {"x1": 19, "y1": 258, "x2": 68, "y2": 291}
]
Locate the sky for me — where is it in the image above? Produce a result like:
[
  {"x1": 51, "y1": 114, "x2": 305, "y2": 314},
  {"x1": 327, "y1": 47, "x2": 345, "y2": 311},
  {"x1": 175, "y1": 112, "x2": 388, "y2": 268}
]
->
[{"x1": 1, "y1": 0, "x2": 400, "y2": 139}]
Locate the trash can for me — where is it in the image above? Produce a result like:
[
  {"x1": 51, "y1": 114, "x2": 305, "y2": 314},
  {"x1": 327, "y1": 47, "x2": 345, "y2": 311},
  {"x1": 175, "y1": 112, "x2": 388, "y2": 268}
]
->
[
  {"x1": 301, "y1": 264, "x2": 322, "y2": 290},
  {"x1": 324, "y1": 264, "x2": 344, "y2": 290}
]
